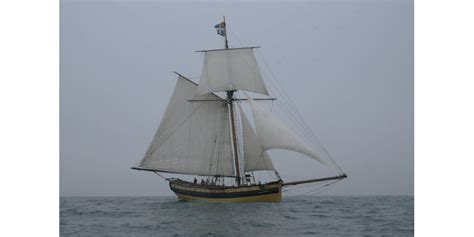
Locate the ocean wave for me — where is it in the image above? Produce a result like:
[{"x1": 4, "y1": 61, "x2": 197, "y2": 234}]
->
[{"x1": 60, "y1": 196, "x2": 414, "y2": 236}]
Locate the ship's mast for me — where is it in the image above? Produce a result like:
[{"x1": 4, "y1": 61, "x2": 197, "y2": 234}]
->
[
  {"x1": 223, "y1": 16, "x2": 229, "y2": 49},
  {"x1": 222, "y1": 17, "x2": 242, "y2": 185}
]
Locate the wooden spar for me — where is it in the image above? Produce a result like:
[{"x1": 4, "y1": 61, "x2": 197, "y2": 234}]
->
[
  {"x1": 187, "y1": 98, "x2": 276, "y2": 102},
  {"x1": 282, "y1": 174, "x2": 347, "y2": 187},
  {"x1": 227, "y1": 90, "x2": 241, "y2": 184},
  {"x1": 131, "y1": 166, "x2": 161, "y2": 172},
  {"x1": 195, "y1": 46, "x2": 260, "y2": 53},
  {"x1": 131, "y1": 167, "x2": 239, "y2": 178},
  {"x1": 234, "y1": 98, "x2": 277, "y2": 101}
]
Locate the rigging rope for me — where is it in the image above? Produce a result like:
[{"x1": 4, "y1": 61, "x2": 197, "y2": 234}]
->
[
  {"x1": 154, "y1": 171, "x2": 171, "y2": 181},
  {"x1": 284, "y1": 179, "x2": 342, "y2": 198},
  {"x1": 257, "y1": 53, "x2": 345, "y2": 174}
]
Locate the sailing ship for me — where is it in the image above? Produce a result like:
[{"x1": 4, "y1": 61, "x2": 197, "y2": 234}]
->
[{"x1": 133, "y1": 18, "x2": 347, "y2": 202}]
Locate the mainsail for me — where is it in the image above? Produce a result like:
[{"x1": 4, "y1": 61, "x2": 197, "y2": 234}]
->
[
  {"x1": 196, "y1": 47, "x2": 269, "y2": 96},
  {"x1": 138, "y1": 76, "x2": 235, "y2": 176},
  {"x1": 247, "y1": 96, "x2": 328, "y2": 166}
]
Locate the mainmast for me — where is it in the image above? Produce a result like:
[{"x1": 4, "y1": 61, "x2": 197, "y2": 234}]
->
[
  {"x1": 222, "y1": 17, "x2": 242, "y2": 184},
  {"x1": 227, "y1": 90, "x2": 241, "y2": 184}
]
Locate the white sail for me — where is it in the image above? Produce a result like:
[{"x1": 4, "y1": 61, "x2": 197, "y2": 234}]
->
[
  {"x1": 247, "y1": 97, "x2": 327, "y2": 165},
  {"x1": 240, "y1": 107, "x2": 275, "y2": 172},
  {"x1": 139, "y1": 75, "x2": 235, "y2": 176},
  {"x1": 196, "y1": 47, "x2": 269, "y2": 96}
]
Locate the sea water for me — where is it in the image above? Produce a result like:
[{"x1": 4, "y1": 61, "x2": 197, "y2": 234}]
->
[{"x1": 60, "y1": 196, "x2": 413, "y2": 236}]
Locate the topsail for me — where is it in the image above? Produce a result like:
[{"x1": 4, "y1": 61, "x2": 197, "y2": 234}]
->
[{"x1": 196, "y1": 47, "x2": 269, "y2": 96}]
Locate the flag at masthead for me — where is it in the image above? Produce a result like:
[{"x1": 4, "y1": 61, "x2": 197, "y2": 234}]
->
[{"x1": 214, "y1": 16, "x2": 228, "y2": 49}]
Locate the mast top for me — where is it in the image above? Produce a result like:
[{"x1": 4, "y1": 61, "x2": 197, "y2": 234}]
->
[
  {"x1": 214, "y1": 16, "x2": 229, "y2": 49},
  {"x1": 223, "y1": 16, "x2": 229, "y2": 49}
]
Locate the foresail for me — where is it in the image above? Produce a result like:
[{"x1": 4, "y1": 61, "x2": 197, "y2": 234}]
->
[
  {"x1": 239, "y1": 106, "x2": 275, "y2": 172},
  {"x1": 139, "y1": 75, "x2": 235, "y2": 176},
  {"x1": 247, "y1": 96, "x2": 328, "y2": 166},
  {"x1": 196, "y1": 48, "x2": 269, "y2": 96}
]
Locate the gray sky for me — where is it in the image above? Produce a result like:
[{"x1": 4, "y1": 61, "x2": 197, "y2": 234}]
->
[{"x1": 60, "y1": 0, "x2": 413, "y2": 196}]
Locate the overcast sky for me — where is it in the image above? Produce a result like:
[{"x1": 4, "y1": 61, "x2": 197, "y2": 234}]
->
[{"x1": 60, "y1": 0, "x2": 413, "y2": 196}]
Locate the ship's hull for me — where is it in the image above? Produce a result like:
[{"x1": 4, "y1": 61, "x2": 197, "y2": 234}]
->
[{"x1": 169, "y1": 179, "x2": 282, "y2": 202}]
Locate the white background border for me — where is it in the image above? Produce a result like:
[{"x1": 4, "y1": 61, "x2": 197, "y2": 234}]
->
[
  {"x1": 1, "y1": 0, "x2": 474, "y2": 236},
  {"x1": 415, "y1": 0, "x2": 474, "y2": 235},
  {"x1": 1, "y1": 0, "x2": 59, "y2": 236}
]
